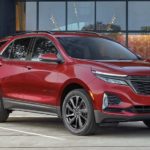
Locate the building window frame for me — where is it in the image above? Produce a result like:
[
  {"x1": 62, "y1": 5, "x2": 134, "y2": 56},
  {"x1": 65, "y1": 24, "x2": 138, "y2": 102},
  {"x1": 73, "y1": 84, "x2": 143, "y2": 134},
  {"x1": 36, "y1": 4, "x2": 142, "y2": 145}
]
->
[{"x1": 15, "y1": 0, "x2": 150, "y2": 58}]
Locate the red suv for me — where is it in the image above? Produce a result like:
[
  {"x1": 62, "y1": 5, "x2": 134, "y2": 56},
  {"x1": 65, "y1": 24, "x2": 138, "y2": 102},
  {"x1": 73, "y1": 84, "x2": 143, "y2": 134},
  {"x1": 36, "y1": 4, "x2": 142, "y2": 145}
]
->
[{"x1": 0, "y1": 31, "x2": 150, "y2": 135}]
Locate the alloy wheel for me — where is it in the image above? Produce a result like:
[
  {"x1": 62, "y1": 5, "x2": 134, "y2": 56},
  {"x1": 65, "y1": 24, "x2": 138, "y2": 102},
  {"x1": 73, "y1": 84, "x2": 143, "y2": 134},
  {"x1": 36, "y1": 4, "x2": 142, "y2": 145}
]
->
[{"x1": 65, "y1": 95, "x2": 88, "y2": 130}]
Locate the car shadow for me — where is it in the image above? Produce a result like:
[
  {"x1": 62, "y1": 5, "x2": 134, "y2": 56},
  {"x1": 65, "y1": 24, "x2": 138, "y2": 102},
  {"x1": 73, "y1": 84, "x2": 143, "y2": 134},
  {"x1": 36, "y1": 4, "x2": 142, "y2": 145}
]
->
[{"x1": 7, "y1": 117, "x2": 150, "y2": 137}]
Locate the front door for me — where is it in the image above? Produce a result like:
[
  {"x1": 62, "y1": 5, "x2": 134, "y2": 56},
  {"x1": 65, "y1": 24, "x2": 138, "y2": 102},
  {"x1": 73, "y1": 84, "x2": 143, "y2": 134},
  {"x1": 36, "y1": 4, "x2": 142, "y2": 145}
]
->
[{"x1": 22, "y1": 37, "x2": 61, "y2": 106}]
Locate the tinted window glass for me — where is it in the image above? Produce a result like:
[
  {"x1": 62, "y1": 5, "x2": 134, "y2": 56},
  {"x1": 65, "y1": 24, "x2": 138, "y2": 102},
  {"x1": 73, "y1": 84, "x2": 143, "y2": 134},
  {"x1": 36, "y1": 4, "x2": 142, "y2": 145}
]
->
[
  {"x1": 0, "y1": 41, "x2": 7, "y2": 47},
  {"x1": 58, "y1": 37, "x2": 138, "y2": 60},
  {"x1": 2, "y1": 43, "x2": 13, "y2": 58},
  {"x1": 96, "y1": 2, "x2": 126, "y2": 31},
  {"x1": 39, "y1": 2, "x2": 66, "y2": 31},
  {"x1": 68, "y1": 2, "x2": 94, "y2": 31},
  {"x1": 2, "y1": 38, "x2": 31, "y2": 60},
  {"x1": 31, "y1": 38, "x2": 58, "y2": 61},
  {"x1": 129, "y1": 2, "x2": 150, "y2": 31},
  {"x1": 16, "y1": 2, "x2": 37, "y2": 31}
]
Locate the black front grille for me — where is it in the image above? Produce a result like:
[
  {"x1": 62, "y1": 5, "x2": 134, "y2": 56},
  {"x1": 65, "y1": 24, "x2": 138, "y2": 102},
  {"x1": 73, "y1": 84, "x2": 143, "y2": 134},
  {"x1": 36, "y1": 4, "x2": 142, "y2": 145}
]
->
[
  {"x1": 128, "y1": 76, "x2": 150, "y2": 95},
  {"x1": 127, "y1": 106, "x2": 150, "y2": 113}
]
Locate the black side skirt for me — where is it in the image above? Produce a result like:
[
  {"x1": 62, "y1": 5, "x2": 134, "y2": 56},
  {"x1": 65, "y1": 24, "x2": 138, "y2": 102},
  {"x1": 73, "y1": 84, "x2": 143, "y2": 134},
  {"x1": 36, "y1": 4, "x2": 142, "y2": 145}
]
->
[{"x1": 2, "y1": 98, "x2": 61, "y2": 117}]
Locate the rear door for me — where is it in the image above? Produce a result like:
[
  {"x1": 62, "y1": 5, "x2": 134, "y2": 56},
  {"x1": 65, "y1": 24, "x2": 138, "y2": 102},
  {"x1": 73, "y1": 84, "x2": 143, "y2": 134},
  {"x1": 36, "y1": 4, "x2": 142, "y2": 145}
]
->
[{"x1": 1, "y1": 37, "x2": 34, "y2": 100}]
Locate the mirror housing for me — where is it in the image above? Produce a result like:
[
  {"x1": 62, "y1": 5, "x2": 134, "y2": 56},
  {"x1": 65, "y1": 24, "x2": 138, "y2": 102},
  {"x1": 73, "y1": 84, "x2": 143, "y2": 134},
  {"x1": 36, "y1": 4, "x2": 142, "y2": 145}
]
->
[{"x1": 39, "y1": 53, "x2": 63, "y2": 64}]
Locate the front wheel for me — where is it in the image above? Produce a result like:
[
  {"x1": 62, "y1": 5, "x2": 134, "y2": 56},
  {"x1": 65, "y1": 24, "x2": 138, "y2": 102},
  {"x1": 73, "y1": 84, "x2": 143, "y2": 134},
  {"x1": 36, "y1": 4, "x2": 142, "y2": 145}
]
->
[{"x1": 62, "y1": 89, "x2": 97, "y2": 135}]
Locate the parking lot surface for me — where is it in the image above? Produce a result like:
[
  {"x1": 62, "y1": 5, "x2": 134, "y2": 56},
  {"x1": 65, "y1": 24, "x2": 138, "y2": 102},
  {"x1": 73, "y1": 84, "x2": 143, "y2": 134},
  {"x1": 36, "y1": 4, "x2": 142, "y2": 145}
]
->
[{"x1": 0, "y1": 111, "x2": 149, "y2": 150}]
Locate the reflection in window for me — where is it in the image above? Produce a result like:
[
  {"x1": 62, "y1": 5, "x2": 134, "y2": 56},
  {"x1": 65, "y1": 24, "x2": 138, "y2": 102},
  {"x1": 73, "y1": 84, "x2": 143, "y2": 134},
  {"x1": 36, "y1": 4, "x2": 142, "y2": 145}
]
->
[
  {"x1": 3, "y1": 38, "x2": 31, "y2": 60},
  {"x1": 58, "y1": 37, "x2": 137, "y2": 60},
  {"x1": 98, "y1": 33, "x2": 126, "y2": 46},
  {"x1": 129, "y1": 2, "x2": 150, "y2": 31},
  {"x1": 32, "y1": 38, "x2": 58, "y2": 61},
  {"x1": 68, "y1": 2, "x2": 94, "y2": 31},
  {"x1": 2, "y1": 43, "x2": 13, "y2": 58},
  {"x1": 96, "y1": 2, "x2": 126, "y2": 31},
  {"x1": 16, "y1": 2, "x2": 37, "y2": 31},
  {"x1": 128, "y1": 34, "x2": 150, "y2": 59},
  {"x1": 39, "y1": 2, "x2": 66, "y2": 31},
  {"x1": 0, "y1": 41, "x2": 7, "y2": 48}
]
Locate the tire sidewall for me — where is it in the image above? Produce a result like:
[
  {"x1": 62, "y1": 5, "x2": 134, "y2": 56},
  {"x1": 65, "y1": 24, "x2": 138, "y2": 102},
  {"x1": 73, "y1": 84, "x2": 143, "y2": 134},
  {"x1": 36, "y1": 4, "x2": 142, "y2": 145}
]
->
[{"x1": 62, "y1": 89, "x2": 95, "y2": 135}]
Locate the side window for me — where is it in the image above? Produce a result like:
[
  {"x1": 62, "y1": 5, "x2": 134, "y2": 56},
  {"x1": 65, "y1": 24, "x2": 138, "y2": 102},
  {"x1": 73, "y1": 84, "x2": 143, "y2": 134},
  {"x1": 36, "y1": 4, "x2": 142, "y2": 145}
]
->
[
  {"x1": 0, "y1": 41, "x2": 7, "y2": 48},
  {"x1": 2, "y1": 38, "x2": 32, "y2": 60},
  {"x1": 2, "y1": 42, "x2": 13, "y2": 58},
  {"x1": 31, "y1": 37, "x2": 58, "y2": 61},
  {"x1": 10, "y1": 38, "x2": 31, "y2": 60}
]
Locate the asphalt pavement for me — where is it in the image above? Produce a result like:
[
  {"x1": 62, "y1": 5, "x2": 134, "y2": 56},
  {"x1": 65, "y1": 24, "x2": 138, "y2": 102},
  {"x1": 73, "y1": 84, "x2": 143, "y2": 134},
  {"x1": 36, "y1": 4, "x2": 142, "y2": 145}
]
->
[{"x1": 0, "y1": 111, "x2": 149, "y2": 150}]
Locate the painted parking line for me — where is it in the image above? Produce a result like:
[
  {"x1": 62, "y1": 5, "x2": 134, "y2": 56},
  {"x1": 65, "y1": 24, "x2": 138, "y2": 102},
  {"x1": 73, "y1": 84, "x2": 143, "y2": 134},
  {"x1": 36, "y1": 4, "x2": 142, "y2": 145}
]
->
[{"x1": 0, "y1": 126, "x2": 65, "y2": 141}]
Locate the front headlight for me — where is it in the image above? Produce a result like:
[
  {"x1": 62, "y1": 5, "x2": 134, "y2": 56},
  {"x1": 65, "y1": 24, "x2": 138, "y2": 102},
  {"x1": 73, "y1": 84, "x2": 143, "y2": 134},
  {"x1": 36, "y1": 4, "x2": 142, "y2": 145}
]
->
[{"x1": 92, "y1": 70, "x2": 128, "y2": 86}]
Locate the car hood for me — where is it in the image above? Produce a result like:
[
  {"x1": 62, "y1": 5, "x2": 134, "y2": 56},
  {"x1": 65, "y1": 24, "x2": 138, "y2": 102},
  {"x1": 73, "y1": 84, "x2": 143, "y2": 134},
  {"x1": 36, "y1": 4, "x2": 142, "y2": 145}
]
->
[{"x1": 75, "y1": 59, "x2": 150, "y2": 76}]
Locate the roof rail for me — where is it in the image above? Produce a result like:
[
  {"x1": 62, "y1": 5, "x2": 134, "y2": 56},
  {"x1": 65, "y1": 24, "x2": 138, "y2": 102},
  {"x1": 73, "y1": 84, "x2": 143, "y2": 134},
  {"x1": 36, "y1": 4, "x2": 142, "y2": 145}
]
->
[
  {"x1": 0, "y1": 31, "x2": 53, "y2": 40},
  {"x1": 4, "y1": 30, "x2": 99, "y2": 38},
  {"x1": 16, "y1": 30, "x2": 99, "y2": 35},
  {"x1": 51, "y1": 30, "x2": 99, "y2": 35},
  {"x1": 10, "y1": 31, "x2": 53, "y2": 36}
]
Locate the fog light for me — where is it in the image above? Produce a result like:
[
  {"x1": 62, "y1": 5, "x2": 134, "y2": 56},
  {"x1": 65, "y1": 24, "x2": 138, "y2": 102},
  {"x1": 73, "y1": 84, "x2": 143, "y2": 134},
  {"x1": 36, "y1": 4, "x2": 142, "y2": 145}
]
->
[
  {"x1": 102, "y1": 93, "x2": 109, "y2": 110},
  {"x1": 102, "y1": 93, "x2": 121, "y2": 110}
]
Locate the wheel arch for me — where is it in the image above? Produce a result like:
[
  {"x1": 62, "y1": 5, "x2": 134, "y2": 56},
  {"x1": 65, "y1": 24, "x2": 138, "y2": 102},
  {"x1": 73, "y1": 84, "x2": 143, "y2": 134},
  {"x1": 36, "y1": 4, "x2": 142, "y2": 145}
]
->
[{"x1": 58, "y1": 79, "x2": 93, "y2": 116}]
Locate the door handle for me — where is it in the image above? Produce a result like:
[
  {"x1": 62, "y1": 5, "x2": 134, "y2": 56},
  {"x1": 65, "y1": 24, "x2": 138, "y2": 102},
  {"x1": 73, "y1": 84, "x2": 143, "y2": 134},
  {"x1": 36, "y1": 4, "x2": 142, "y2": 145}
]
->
[{"x1": 26, "y1": 66, "x2": 32, "y2": 70}]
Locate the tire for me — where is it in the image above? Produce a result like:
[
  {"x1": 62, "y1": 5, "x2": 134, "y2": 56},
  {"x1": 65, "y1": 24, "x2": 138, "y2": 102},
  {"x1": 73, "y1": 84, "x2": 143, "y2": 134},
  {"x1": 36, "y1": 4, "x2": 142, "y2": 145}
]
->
[
  {"x1": 62, "y1": 89, "x2": 97, "y2": 136},
  {"x1": 143, "y1": 120, "x2": 150, "y2": 128},
  {"x1": 0, "y1": 100, "x2": 9, "y2": 122}
]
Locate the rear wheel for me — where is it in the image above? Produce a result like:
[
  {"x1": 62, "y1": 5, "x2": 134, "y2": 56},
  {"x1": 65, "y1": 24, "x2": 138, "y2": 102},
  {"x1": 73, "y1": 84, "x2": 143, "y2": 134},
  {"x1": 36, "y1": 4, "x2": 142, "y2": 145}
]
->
[
  {"x1": 62, "y1": 89, "x2": 97, "y2": 135},
  {"x1": 143, "y1": 120, "x2": 150, "y2": 128},
  {"x1": 0, "y1": 100, "x2": 9, "y2": 122}
]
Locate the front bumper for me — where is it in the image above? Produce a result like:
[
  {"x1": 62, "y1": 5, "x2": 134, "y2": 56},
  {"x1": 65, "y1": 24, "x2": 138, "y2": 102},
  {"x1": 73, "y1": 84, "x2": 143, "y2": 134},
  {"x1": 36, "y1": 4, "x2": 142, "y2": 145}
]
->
[
  {"x1": 94, "y1": 110, "x2": 150, "y2": 123},
  {"x1": 89, "y1": 76, "x2": 150, "y2": 123},
  {"x1": 89, "y1": 77, "x2": 150, "y2": 111}
]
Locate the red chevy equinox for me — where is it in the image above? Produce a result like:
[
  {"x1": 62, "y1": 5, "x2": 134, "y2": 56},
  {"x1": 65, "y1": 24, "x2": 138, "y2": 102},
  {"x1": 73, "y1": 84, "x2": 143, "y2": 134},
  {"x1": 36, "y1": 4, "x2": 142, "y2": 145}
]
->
[{"x1": 0, "y1": 31, "x2": 149, "y2": 135}]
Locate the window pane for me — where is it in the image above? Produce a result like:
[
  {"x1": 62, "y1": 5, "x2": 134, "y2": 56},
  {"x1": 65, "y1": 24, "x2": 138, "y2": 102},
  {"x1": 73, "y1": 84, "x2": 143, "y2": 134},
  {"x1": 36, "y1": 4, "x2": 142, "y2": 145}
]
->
[
  {"x1": 98, "y1": 33, "x2": 126, "y2": 46},
  {"x1": 16, "y1": 2, "x2": 37, "y2": 31},
  {"x1": 2, "y1": 43, "x2": 13, "y2": 59},
  {"x1": 58, "y1": 36, "x2": 136, "y2": 60},
  {"x1": 0, "y1": 41, "x2": 7, "y2": 48},
  {"x1": 32, "y1": 38, "x2": 58, "y2": 61},
  {"x1": 96, "y1": 2, "x2": 126, "y2": 31},
  {"x1": 128, "y1": 33, "x2": 150, "y2": 59},
  {"x1": 68, "y1": 2, "x2": 94, "y2": 31},
  {"x1": 11, "y1": 38, "x2": 31, "y2": 60},
  {"x1": 129, "y1": 2, "x2": 150, "y2": 31},
  {"x1": 39, "y1": 2, "x2": 66, "y2": 31},
  {"x1": 26, "y1": 2, "x2": 37, "y2": 30}
]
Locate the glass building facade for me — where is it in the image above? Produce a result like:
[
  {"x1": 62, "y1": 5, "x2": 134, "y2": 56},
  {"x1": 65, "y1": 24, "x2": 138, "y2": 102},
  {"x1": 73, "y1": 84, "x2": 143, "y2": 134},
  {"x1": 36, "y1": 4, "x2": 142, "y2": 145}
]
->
[{"x1": 14, "y1": 1, "x2": 150, "y2": 59}]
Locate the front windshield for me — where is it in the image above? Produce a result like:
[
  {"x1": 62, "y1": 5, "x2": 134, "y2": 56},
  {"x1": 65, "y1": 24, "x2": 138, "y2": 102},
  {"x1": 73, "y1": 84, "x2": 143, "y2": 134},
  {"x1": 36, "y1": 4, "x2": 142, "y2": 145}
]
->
[{"x1": 58, "y1": 37, "x2": 138, "y2": 61}]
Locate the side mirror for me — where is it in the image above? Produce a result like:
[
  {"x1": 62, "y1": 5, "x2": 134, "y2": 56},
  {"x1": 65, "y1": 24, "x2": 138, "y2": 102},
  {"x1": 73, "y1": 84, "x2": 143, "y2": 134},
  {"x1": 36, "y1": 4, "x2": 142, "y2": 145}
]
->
[{"x1": 39, "y1": 53, "x2": 63, "y2": 64}]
